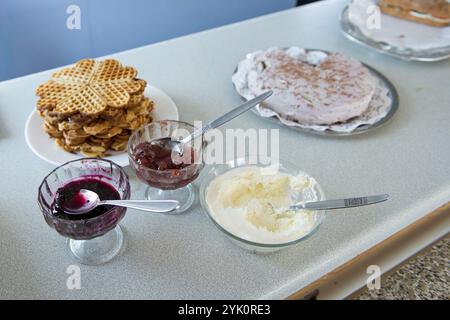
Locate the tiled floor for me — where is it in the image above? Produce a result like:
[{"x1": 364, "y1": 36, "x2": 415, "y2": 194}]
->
[{"x1": 357, "y1": 236, "x2": 449, "y2": 300}]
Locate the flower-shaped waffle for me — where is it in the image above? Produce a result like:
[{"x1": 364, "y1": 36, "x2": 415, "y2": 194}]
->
[
  {"x1": 35, "y1": 59, "x2": 154, "y2": 157},
  {"x1": 36, "y1": 59, "x2": 145, "y2": 115}
]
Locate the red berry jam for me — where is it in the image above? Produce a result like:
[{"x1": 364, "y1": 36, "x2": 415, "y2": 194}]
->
[
  {"x1": 52, "y1": 176, "x2": 120, "y2": 220},
  {"x1": 133, "y1": 142, "x2": 195, "y2": 170},
  {"x1": 131, "y1": 141, "x2": 201, "y2": 190}
]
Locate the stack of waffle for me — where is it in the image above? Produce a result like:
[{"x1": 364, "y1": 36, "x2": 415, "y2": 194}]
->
[{"x1": 36, "y1": 59, "x2": 154, "y2": 157}]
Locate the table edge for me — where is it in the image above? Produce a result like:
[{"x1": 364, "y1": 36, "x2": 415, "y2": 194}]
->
[{"x1": 286, "y1": 201, "x2": 450, "y2": 300}]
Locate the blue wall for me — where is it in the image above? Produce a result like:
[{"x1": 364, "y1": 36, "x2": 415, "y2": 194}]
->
[{"x1": 0, "y1": 0, "x2": 296, "y2": 81}]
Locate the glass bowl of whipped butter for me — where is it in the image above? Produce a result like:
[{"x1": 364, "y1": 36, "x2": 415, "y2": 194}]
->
[{"x1": 199, "y1": 157, "x2": 326, "y2": 254}]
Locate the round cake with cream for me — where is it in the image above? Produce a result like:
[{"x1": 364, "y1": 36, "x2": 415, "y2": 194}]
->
[{"x1": 233, "y1": 47, "x2": 379, "y2": 126}]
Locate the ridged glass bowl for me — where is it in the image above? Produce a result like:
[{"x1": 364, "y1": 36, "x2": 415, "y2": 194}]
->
[
  {"x1": 128, "y1": 120, "x2": 204, "y2": 214},
  {"x1": 38, "y1": 158, "x2": 130, "y2": 265}
]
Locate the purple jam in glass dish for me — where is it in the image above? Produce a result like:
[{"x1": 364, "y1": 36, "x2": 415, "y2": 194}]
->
[
  {"x1": 52, "y1": 177, "x2": 121, "y2": 220},
  {"x1": 41, "y1": 174, "x2": 128, "y2": 240},
  {"x1": 38, "y1": 158, "x2": 130, "y2": 264}
]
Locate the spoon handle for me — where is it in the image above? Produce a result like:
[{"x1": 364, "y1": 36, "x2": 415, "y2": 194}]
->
[
  {"x1": 289, "y1": 194, "x2": 390, "y2": 211},
  {"x1": 100, "y1": 200, "x2": 180, "y2": 213},
  {"x1": 181, "y1": 90, "x2": 273, "y2": 145}
]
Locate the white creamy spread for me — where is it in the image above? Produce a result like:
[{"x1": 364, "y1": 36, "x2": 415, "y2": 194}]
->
[{"x1": 206, "y1": 166, "x2": 320, "y2": 244}]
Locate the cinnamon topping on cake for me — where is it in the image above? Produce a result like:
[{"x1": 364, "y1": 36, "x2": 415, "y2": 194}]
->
[{"x1": 243, "y1": 48, "x2": 377, "y2": 125}]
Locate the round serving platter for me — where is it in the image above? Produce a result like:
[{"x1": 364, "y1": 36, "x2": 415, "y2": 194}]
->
[
  {"x1": 25, "y1": 86, "x2": 179, "y2": 167},
  {"x1": 340, "y1": 6, "x2": 450, "y2": 62},
  {"x1": 232, "y1": 49, "x2": 399, "y2": 137}
]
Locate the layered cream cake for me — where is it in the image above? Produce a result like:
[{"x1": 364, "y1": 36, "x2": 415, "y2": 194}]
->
[{"x1": 379, "y1": 0, "x2": 450, "y2": 27}]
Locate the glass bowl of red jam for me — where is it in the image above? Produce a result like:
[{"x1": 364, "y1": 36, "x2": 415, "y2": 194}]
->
[
  {"x1": 128, "y1": 120, "x2": 204, "y2": 214},
  {"x1": 38, "y1": 158, "x2": 130, "y2": 265}
]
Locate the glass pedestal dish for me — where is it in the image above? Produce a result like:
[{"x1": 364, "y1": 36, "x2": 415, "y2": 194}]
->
[
  {"x1": 128, "y1": 120, "x2": 204, "y2": 214},
  {"x1": 38, "y1": 158, "x2": 130, "y2": 265}
]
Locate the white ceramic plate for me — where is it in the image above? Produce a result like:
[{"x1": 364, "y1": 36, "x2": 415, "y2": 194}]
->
[{"x1": 25, "y1": 86, "x2": 179, "y2": 167}]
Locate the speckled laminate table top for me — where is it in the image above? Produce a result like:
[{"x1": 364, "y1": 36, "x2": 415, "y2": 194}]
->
[
  {"x1": 1, "y1": 0, "x2": 450, "y2": 299},
  {"x1": 357, "y1": 236, "x2": 449, "y2": 300}
]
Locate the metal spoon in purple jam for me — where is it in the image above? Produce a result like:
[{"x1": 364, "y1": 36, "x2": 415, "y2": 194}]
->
[{"x1": 63, "y1": 189, "x2": 180, "y2": 214}]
